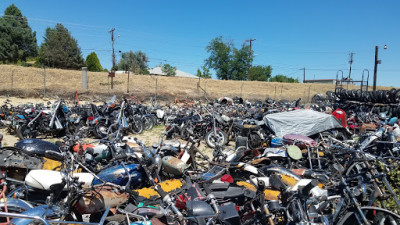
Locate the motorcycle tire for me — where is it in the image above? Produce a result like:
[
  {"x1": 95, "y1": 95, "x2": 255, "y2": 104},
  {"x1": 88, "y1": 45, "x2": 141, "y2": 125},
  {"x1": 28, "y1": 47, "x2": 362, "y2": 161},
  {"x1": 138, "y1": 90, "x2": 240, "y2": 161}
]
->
[
  {"x1": 389, "y1": 88, "x2": 397, "y2": 103},
  {"x1": 337, "y1": 206, "x2": 400, "y2": 225},
  {"x1": 130, "y1": 117, "x2": 144, "y2": 134},
  {"x1": 205, "y1": 130, "x2": 228, "y2": 148},
  {"x1": 248, "y1": 131, "x2": 264, "y2": 149},
  {"x1": 150, "y1": 114, "x2": 158, "y2": 126},
  {"x1": 16, "y1": 125, "x2": 34, "y2": 140},
  {"x1": 143, "y1": 116, "x2": 154, "y2": 130},
  {"x1": 394, "y1": 89, "x2": 400, "y2": 103},
  {"x1": 95, "y1": 121, "x2": 109, "y2": 139}
]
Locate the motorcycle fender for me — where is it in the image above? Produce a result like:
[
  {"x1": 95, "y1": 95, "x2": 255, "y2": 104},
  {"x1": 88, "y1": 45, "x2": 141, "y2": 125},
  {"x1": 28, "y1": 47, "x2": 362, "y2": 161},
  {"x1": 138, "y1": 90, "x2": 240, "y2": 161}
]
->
[
  {"x1": 75, "y1": 186, "x2": 129, "y2": 214},
  {"x1": 0, "y1": 198, "x2": 33, "y2": 212},
  {"x1": 10, "y1": 205, "x2": 59, "y2": 225}
]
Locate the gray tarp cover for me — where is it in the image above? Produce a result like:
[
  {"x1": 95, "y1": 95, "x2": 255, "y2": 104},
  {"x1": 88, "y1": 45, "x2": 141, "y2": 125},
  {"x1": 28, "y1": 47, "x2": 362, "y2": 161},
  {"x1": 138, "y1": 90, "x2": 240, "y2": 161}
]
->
[{"x1": 263, "y1": 109, "x2": 343, "y2": 138}]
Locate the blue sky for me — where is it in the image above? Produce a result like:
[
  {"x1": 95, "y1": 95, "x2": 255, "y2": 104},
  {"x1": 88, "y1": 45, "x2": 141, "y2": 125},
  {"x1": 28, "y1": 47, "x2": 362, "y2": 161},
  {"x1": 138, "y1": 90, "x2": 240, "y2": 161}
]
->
[{"x1": 1, "y1": 0, "x2": 399, "y2": 86}]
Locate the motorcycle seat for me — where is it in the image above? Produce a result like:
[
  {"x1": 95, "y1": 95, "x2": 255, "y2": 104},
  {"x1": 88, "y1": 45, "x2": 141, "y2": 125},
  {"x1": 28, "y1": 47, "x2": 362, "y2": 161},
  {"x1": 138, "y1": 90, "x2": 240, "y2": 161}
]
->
[
  {"x1": 212, "y1": 187, "x2": 245, "y2": 199},
  {"x1": 25, "y1": 170, "x2": 94, "y2": 191}
]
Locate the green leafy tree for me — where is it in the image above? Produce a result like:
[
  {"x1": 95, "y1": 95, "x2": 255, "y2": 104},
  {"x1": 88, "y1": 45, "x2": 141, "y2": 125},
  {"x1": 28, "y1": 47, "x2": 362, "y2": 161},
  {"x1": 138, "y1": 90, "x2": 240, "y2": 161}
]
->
[
  {"x1": 230, "y1": 44, "x2": 251, "y2": 80},
  {"x1": 118, "y1": 50, "x2": 149, "y2": 74},
  {"x1": 0, "y1": 4, "x2": 38, "y2": 63},
  {"x1": 161, "y1": 64, "x2": 176, "y2": 76},
  {"x1": 85, "y1": 52, "x2": 103, "y2": 72},
  {"x1": 38, "y1": 23, "x2": 84, "y2": 69},
  {"x1": 205, "y1": 36, "x2": 253, "y2": 80},
  {"x1": 270, "y1": 74, "x2": 299, "y2": 83},
  {"x1": 205, "y1": 36, "x2": 233, "y2": 80},
  {"x1": 196, "y1": 65, "x2": 211, "y2": 78},
  {"x1": 249, "y1": 65, "x2": 272, "y2": 81}
]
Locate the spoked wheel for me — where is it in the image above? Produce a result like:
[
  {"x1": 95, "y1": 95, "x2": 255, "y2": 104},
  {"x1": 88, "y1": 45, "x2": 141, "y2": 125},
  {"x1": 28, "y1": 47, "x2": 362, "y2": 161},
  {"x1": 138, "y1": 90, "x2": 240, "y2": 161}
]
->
[
  {"x1": 248, "y1": 131, "x2": 263, "y2": 149},
  {"x1": 130, "y1": 117, "x2": 143, "y2": 134},
  {"x1": 205, "y1": 130, "x2": 227, "y2": 148},
  {"x1": 95, "y1": 121, "x2": 109, "y2": 138},
  {"x1": 143, "y1": 116, "x2": 154, "y2": 130},
  {"x1": 16, "y1": 125, "x2": 35, "y2": 140},
  {"x1": 338, "y1": 206, "x2": 400, "y2": 225}
]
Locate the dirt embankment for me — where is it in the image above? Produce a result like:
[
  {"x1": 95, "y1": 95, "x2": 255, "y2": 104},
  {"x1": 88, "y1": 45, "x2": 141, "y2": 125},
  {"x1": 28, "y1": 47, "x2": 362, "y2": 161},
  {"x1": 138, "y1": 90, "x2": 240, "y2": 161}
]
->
[{"x1": 0, "y1": 65, "x2": 391, "y2": 102}]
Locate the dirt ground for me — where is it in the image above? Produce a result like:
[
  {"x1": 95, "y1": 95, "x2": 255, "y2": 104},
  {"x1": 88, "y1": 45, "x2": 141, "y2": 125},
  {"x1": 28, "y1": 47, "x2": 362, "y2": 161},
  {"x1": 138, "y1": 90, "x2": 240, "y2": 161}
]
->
[{"x1": 0, "y1": 96, "x2": 214, "y2": 157}]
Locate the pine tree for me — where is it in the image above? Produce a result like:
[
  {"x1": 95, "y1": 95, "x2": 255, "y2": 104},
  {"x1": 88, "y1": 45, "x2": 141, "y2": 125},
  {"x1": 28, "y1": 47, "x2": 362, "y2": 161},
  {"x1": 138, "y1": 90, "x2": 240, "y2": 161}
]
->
[
  {"x1": 0, "y1": 4, "x2": 38, "y2": 63},
  {"x1": 38, "y1": 23, "x2": 84, "y2": 69}
]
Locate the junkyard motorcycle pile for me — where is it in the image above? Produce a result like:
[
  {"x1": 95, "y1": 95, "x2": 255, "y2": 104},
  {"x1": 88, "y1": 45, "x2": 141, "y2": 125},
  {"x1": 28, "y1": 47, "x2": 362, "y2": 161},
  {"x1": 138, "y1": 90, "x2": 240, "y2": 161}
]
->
[{"x1": 0, "y1": 96, "x2": 400, "y2": 224}]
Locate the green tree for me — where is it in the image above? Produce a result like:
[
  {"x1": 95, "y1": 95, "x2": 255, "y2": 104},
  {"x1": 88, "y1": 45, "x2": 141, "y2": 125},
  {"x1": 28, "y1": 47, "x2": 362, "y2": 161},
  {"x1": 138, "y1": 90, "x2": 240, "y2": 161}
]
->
[
  {"x1": 270, "y1": 74, "x2": 299, "y2": 83},
  {"x1": 0, "y1": 4, "x2": 38, "y2": 63},
  {"x1": 161, "y1": 64, "x2": 176, "y2": 76},
  {"x1": 85, "y1": 52, "x2": 103, "y2": 72},
  {"x1": 204, "y1": 36, "x2": 253, "y2": 80},
  {"x1": 117, "y1": 50, "x2": 149, "y2": 74},
  {"x1": 196, "y1": 65, "x2": 211, "y2": 78},
  {"x1": 38, "y1": 23, "x2": 84, "y2": 69},
  {"x1": 249, "y1": 65, "x2": 272, "y2": 81},
  {"x1": 230, "y1": 44, "x2": 251, "y2": 80}
]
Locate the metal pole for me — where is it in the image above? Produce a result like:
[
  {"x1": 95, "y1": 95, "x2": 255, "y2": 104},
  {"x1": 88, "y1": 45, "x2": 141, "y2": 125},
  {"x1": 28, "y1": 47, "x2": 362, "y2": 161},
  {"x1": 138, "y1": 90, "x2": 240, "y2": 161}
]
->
[
  {"x1": 43, "y1": 67, "x2": 46, "y2": 97},
  {"x1": 155, "y1": 77, "x2": 158, "y2": 103},
  {"x1": 246, "y1": 38, "x2": 256, "y2": 80},
  {"x1": 373, "y1": 46, "x2": 379, "y2": 91},
  {"x1": 11, "y1": 70, "x2": 14, "y2": 90},
  {"x1": 127, "y1": 71, "x2": 130, "y2": 93}
]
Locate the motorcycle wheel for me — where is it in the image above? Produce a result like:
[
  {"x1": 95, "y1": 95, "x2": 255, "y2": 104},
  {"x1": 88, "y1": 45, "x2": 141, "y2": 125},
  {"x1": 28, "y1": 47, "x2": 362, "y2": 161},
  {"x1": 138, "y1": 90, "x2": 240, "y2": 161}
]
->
[
  {"x1": 205, "y1": 130, "x2": 227, "y2": 148},
  {"x1": 143, "y1": 116, "x2": 154, "y2": 130},
  {"x1": 337, "y1": 206, "x2": 400, "y2": 225},
  {"x1": 130, "y1": 117, "x2": 143, "y2": 134},
  {"x1": 95, "y1": 121, "x2": 108, "y2": 138},
  {"x1": 248, "y1": 131, "x2": 263, "y2": 149},
  {"x1": 16, "y1": 125, "x2": 34, "y2": 140}
]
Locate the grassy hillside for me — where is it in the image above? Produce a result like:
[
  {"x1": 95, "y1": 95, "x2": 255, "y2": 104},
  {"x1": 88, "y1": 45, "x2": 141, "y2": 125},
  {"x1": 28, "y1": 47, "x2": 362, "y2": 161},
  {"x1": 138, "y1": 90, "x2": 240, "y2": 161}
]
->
[{"x1": 0, "y1": 65, "x2": 391, "y2": 102}]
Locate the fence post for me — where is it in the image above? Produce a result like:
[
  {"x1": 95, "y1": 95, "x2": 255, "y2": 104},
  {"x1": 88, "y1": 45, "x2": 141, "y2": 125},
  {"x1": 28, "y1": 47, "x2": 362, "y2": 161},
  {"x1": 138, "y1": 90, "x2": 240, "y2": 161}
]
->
[
  {"x1": 82, "y1": 67, "x2": 88, "y2": 91},
  {"x1": 127, "y1": 71, "x2": 130, "y2": 93},
  {"x1": 107, "y1": 75, "x2": 110, "y2": 96},
  {"x1": 11, "y1": 70, "x2": 14, "y2": 91},
  {"x1": 155, "y1": 77, "x2": 158, "y2": 103},
  {"x1": 43, "y1": 67, "x2": 46, "y2": 97},
  {"x1": 280, "y1": 85, "x2": 283, "y2": 99}
]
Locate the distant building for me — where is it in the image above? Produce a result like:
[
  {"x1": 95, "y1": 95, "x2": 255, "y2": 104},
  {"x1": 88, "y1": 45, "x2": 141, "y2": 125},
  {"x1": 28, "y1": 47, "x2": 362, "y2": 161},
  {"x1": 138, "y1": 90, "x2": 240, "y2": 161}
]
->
[
  {"x1": 148, "y1": 66, "x2": 198, "y2": 79},
  {"x1": 303, "y1": 79, "x2": 337, "y2": 84}
]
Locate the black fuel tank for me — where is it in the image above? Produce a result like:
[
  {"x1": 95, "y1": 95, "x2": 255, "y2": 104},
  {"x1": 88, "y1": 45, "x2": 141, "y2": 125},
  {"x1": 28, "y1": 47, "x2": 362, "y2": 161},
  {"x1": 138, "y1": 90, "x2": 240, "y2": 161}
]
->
[{"x1": 14, "y1": 139, "x2": 60, "y2": 156}]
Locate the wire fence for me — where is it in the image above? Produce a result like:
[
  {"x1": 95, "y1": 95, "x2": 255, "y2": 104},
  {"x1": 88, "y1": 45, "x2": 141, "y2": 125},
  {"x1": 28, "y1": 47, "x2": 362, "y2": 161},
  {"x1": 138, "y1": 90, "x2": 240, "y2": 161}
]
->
[{"x1": 0, "y1": 65, "x2": 337, "y2": 103}]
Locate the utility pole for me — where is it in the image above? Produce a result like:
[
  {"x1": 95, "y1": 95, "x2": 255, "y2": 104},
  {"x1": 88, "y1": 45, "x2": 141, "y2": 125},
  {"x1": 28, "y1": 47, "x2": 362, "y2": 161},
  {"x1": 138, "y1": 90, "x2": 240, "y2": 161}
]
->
[
  {"x1": 109, "y1": 28, "x2": 116, "y2": 89},
  {"x1": 348, "y1": 52, "x2": 354, "y2": 88},
  {"x1": 373, "y1": 46, "x2": 379, "y2": 91},
  {"x1": 300, "y1": 67, "x2": 306, "y2": 83},
  {"x1": 373, "y1": 44, "x2": 387, "y2": 91},
  {"x1": 245, "y1": 38, "x2": 256, "y2": 80}
]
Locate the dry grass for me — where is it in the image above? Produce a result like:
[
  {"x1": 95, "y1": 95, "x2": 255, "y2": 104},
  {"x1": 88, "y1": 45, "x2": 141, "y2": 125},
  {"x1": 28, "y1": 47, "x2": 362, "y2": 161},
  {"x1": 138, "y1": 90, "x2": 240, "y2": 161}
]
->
[{"x1": 0, "y1": 65, "x2": 392, "y2": 102}]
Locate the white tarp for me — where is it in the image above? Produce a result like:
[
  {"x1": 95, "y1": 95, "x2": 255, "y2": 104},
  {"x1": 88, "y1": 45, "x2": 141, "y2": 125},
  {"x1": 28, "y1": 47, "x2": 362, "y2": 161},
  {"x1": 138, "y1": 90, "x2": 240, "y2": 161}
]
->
[{"x1": 263, "y1": 109, "x2": 343, "y2": 138}]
